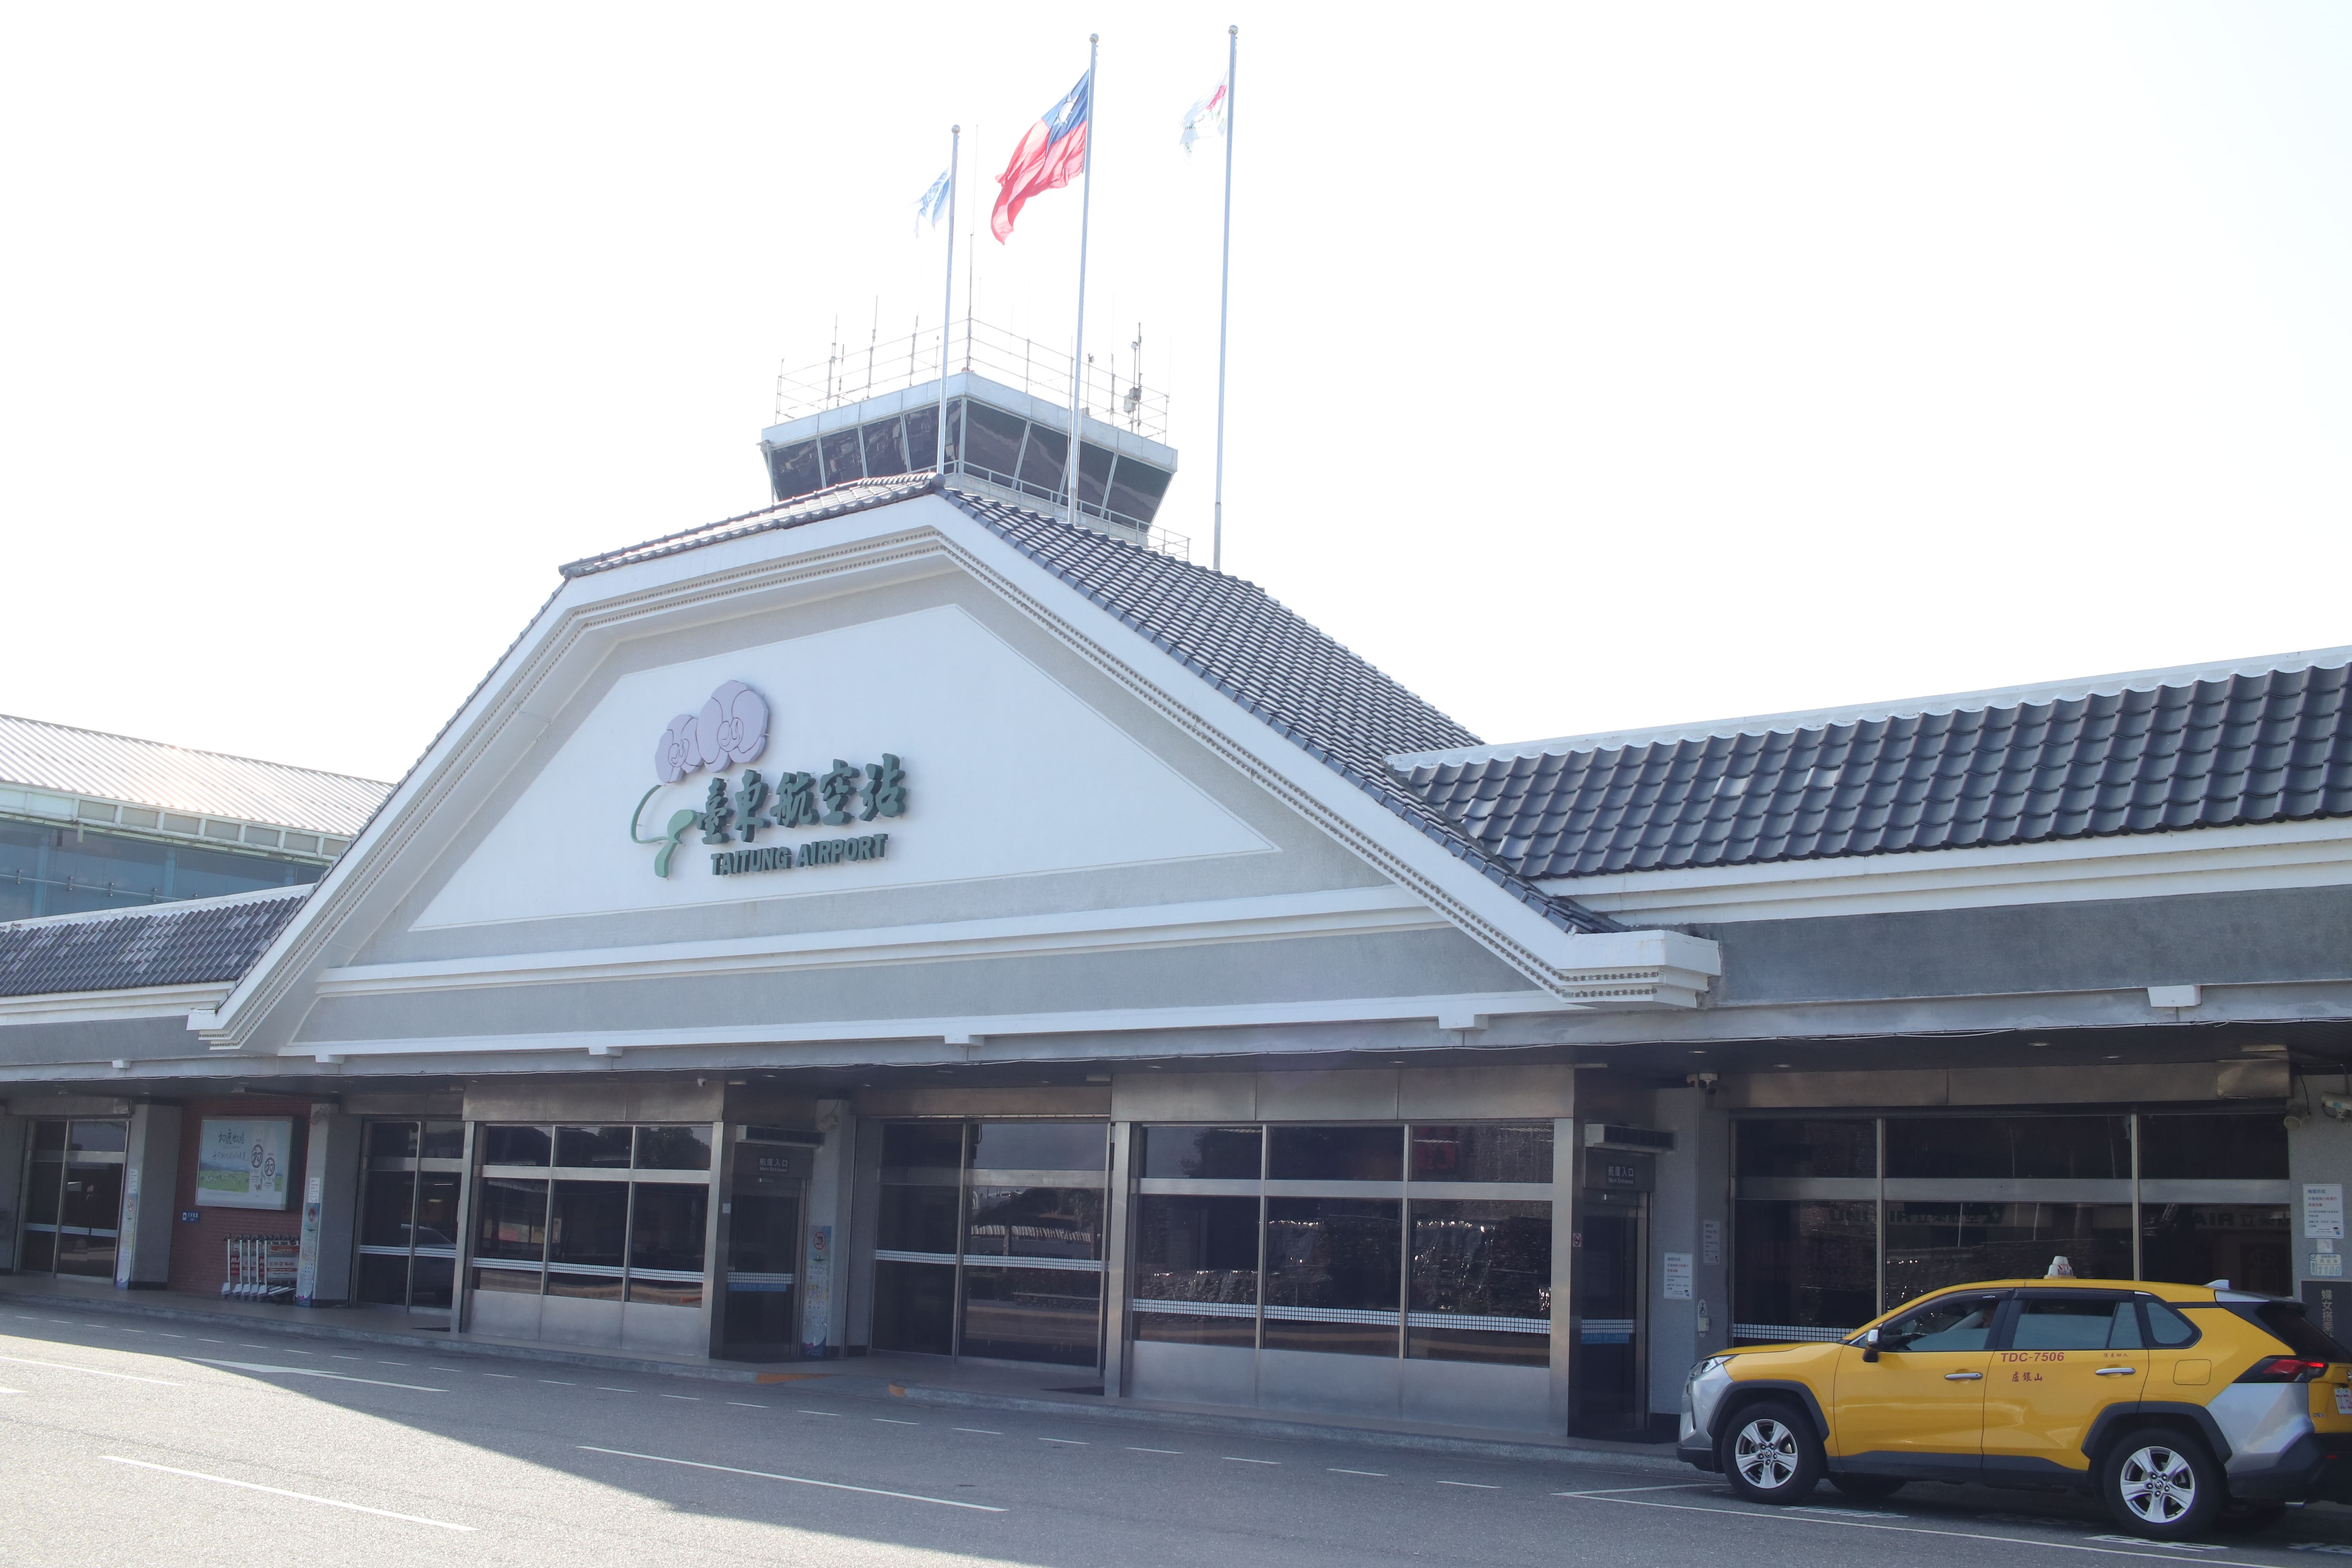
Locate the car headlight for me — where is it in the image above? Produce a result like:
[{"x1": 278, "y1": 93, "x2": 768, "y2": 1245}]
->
[{"x1": 1687, "y1": 1355, "x2": 1732, "y2": 1384}]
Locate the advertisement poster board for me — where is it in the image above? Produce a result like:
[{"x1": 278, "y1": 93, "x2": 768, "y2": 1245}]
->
[{"x1": 196, "y1": 1118, "x2": 293, "y2": 1210}]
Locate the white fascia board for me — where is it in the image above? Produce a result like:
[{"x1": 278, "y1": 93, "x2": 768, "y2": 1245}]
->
[
  {"x1": 290, "y1": 989, "x2": 1588, "y2": 1060},
  {"x1": 0, "y1": 982, "x2": 232, "y2": 1027},
  {"x1": 1540, "y1": 815, "x2": 2352, "y2": 924},
  {"x1": 316, "y1": 887, "x2": 1445, "y2": 996}
]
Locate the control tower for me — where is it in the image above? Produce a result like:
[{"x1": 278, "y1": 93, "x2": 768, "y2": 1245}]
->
[{"x1": 758, "y1": 319, "x2": 1186, "y2": 557}]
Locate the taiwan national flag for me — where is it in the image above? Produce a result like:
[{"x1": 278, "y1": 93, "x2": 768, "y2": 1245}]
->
[{"x1": 992, "y1": 69, "x2": 1090, "y2": 243}]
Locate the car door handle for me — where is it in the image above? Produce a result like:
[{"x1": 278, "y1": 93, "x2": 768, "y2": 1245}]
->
[
  {"x1": 1945, "y1": 1372, "x2": 1984, "y2": 1381},
  {"x1": 2094, "y1": 1367, "x2": 2138, "y2": 1376}
]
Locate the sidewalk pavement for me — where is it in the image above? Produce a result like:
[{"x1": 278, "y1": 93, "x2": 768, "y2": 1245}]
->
[{"x1": 0, "y1": 1270, "x2": 1685, "y2": 1473}]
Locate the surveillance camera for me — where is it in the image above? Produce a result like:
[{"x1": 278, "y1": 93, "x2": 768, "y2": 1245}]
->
[{"x1": 1687, "y1": 1072, "x2": 1719, "y2": 1090}]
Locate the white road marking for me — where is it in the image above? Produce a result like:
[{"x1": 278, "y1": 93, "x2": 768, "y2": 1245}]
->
[
  {"x1": 1127, "y1": 1447, "x2": 1180, "y2": 1454},
  {"x1": 1556, "y1": 1490, "x2": 2282, "y2": 1566},
  {"x1": 1329, "y1": 1468, "x2": 1387, "y2": 1476},
  {"x1": 0, "y1": 1355, "x2": 178, "y2": 1386},
  {"x1": 196, "y1": 1338, "x2": 225, "y2": 1344},
  {"x1": 539, "y1": 1379, "x2": 575, "y2": 1385},
  {"x1": 662, "y1": 1394, "x2": 699, "y2": 1401},
  {"x1": 119, "y1": 1328, "x2": 146, "y2": 1335},
  {"x1": 482, "y1": 1372, "x2": 516, "y2": 1379},
  {"x1": 954, "y1": 1428, "x2": 1002, "y2": 1436},
  {"x1": 156, "y1": 1333, "x2": 184, "y2": 1339},
  {"x1": 1553, "y1": 1483, "x2": 1719, "y2": 1496},
  {"x1": 1223, "y1": 1456, "x2": 1279, "y2": 1465},
  {"x1": 1437, "y1": 1480, "x2": 1500, "y2": 1489},
  {"x1": 875, "y1": 1417, "x2": 919, "y2": 1425},
  {"x1": 1040, "y1": 1437, "x2": 1087, "y2": 1445},
  {"x1": 2087, "y1": 1539, "x2": 2225, "y2": 1553},
  {"x1": 238, "y1": 1343, "x2": 271, "y2": 1349},
  {"x1": 0, "y1": 1387, "x2": 21, "y2": 1395},
  {"x1": 578, "y1": 1445, "x2": 1006, "y2": 1512},
  {"x1": 596, "y1": 1387, "x2": 635, "y2": 1393},
  {"x1": 332, "y1": 1355, "x2": 363, "y2": 1361},
  {"x1": 1792, "y1": 1505, "x2": 1906, "y2": 1519},
  {"x1": 185, "y1": 1357, "x2": 445, "y2": 1392},
  {"x1": 727, "y1": 1402, "x2": 767, "y2": 1409},
  {"x1": 102, "y1": 1456, "x2": 474, "y2": 1532},
  {"x1": 797, "y1": 1408, "x2": 839, "y2": 1416}
]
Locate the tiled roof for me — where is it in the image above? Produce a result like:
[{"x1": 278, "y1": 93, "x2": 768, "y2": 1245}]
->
[
  {"x1": 565, "y1": 476, "x2": 1621, "y2": 935},
  {"x1": 1397, "y1": 663, "x2": 2352, "y2": 880},
  {"x1": 0, "y1": 713, "x2": 390, "y2": 835},
  {"x1": 0, "y1": 886, "x2": 309, "y2": 997}
]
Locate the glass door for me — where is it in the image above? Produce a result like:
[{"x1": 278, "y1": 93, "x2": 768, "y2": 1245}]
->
[
  {"x1": 1572, "y1": 1188, "x2": 1648, "y2": 1436},
  {"x1": 356, "y1": 1120, "x2": 465, "y2": 1319},
  {"x1": 17, "y1": 1120, "x2": 127, "y2": 1278},
  {"x1": 722, "y1": 1141, "x2": 806, "y2": 1360}
]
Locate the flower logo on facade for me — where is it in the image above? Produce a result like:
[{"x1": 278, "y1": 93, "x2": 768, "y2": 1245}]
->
[{"x1": 652, "y1": 680, "x2": 770, "y2": 783}]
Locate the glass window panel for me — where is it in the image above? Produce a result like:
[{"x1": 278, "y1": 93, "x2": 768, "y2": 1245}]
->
[
  {"x1": 630, "y1": 1184, "x2": 709, "y2": 1275},
  {"x1": 1076, "y1": 440, "x2": 1113, "y2": 509},
  {"x1": 881, "y1": 1122, "x2": 964, "y2": 1174},
  {"x1": 1016, "y1": 423, "x2": 1067, "y2": 499},
  {"x1": 58, "y1": 1165, "x2": 123, "y2": 1231},
  {"x1": 967, "y1": 1122, "x2": 1104, "y2": 1174},
  {"x1": 958, "y1": 1265, "x2": 1102, "y2": 1365},
  {"x1": 2139, "y1": 1114, "x2": 2288, "y2": 1180},
  {"x1": 419, "y1": 1121, "x2": 465, "y2": 1160},
  {"x1": 860, "y1": 417, "x2": 909, "y2": 478},
  {"x1": 25, "y1": 1160, "x2": 63, "y2": 1230},
  {"x1": 627, "y1": 1276, "x2": 702, "y2": 1308},
  {"x1": 818, "y1": 426, "x2": 865, "y2": 485},
  {"x1": 359, "y1": 1171, "x2": 416, "y2": 1248},
  {"x1": 413, "y1": 1172, "x2": 461, "y2": 1250},
  {"x1": 1736, "y1": 1119, "x2": 1877, "y2": 1179},
  {"x1": 1133, "y1": 1194, "x2": 1258, "y2": 1346},
  {"x1": 409, "y1": 1255, "x2": 454, "y2": 1310},
  {"x1": 548, "y1": 1180, "x2": 629, "y2": 1269},
  {"x1": 1732, "y1": 1200, "x2": 1878, "y2": 1336},
  {"x1": 1268, "y1": 1126, "x2": 1403, "y2": 1182},
  {"x1": 1104, "y1": 458, "x2": 1171, "y2": 524},
  {"x1": 365, "y1": 1122, "x2": 419, "y2": 1161},
  {"x1": 2012, "y1": 1298, "x2": 2139, "y2": 1351},
  {"x1": 19, "y1": 1229, "x2": 56, "y2": 1272},
  {"x1": 767, "y1": 439, "x2": 821, "y2": 500},
  {"x1": 871, "y1": 1259, "x2": 956, "y2": 1354},
  {"x1": 546, "y1": 1271, "x2": 624, "y2": 1300},
  {"x1": 171, "y1": 844, "x2": 312, "y2": 901},
  {"x1": 474, "y1": 1178, "x2": 549, "y2": 1262},
  {"x1": 961, "y1": 402, "x2": 1025, "y2": 481},
  {"x1": 964, "y1": 1187, "x2": 1101, "y2": 1259},
  {"x1": 2140, "y1": 1202, "x2": 2291, "y2": 1296},
  {"x1": 728, "y1": 1192, "x2": 801, "y2": 1276},
  {"x1": 470, "y1": 1265, "x2": 541, "y2": 1294},
  {"x1": 1410, "y1": 1125, "x2": 1554, "y2": 1183},
  {"x1": 902, "y1": 405, "x2": 939, "y2": 471},
  {"x1": 877, "y1": 1185, "x2": 960, "y2": 1254},
  {"x1": 482, "y1": 1125, "x2": 551, "y2": 1167},
  {"x1": 1884, "y1": 1201, "x2": 2132, "y2": 1307},
  {"x1": 1140, "y1": 1125, "x2": 1262, "y2": 1180},
  {"x1": 941, "y1": 398, "x2": 964, "y2": 466},
  {"x1": 634, "y1": 1125, "x2": 712, "y2": 1171},
  {"x1": 2147, "y1": 1301, "x2": 2200, "y2": 1346},
  {"x1": 555, "y1": 1125, "x2": 632, "y2": 1168},
  {"x1": 1263, "y1": 1196, "x2": 1401, "y2": 1356},
  {"x1": 1408, "y1": 1200, "x2": 1551, "y2": 1367},
  {"x1": 1884, "y1": 1116, "x2": 2129, "y2": 1180},
  {"x1": 356, "y1": 1252, "x2": 410, "y2": 1305},
  {"x1": 47, "y1": 833, "x2": 169, "y2": 901},
  {"x1": 32, "y1": 1120, "x2": 66, "y2": 1155},
  {"x1": 66, "y1": 1121, "x2": 126, "y2": 1154},
  {"x1": 1883, "y1": 1291, "x2": 2004, "y2": 1350}
]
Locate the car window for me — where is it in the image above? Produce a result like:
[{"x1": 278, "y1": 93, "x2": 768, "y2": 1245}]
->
[
  {"x1": 2144, "y1": 1301, "x2": 2200, "y2": 1348},
  {"x1": 2011, "y1": 1298, "x2": 2138, "y2": 1350},
  {"x1": 1886, "y1": 1292, "x2": 2003, "y2": 1351},
  {"x1": 2236, "y1": 1303, "x2": 2352, "y2": 1362}
]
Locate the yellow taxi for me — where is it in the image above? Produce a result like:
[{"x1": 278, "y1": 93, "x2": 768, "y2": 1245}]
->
[{"x1": 1678, "y1": 1274, "x2": 2352, "y2": 1539}]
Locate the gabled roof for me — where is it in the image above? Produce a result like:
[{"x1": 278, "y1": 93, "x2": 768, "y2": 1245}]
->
[
  {"x1": 563, "y1": 475, "x2": 1620, "y2": 935},
  {"x1": 0, "y1": 886, "x2": 309, "y2": 997},
  {"x1": 0, "y1": 713, "x2": 390, "y2": 836},
  {"x1": 1395, "y1": 659, "x2": 2352, "y2": 880}
]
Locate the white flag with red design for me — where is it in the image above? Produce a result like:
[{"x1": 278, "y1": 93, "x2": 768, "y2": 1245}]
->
[{"x1": 1179, "y1": 74, "x2": 1228, "y2": 154}]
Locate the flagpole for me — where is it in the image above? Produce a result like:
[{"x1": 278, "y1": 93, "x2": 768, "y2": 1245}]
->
[
  {"x1": 938, "y1": 125, "x2": 959, "y2": 474},
  {"x1": 1213, "y1": 24, "x2": 1237, "y2": 572},
  {"x1": 1064, "y1": 34, "x2": 1099, "y2": 530}
]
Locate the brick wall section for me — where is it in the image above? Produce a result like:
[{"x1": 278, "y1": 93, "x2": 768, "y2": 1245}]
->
[{"x1": 165, "y1": 1099, "x2": 312, "y2": 1296}]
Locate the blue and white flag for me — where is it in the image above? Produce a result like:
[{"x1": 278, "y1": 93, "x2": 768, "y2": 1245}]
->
[{"x1": 915, "y1": 169, "x2": 953, "y2": 233}]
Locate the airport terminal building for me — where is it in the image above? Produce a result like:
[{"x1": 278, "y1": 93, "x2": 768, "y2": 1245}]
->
[{"x1": 4, "y1": 466, "x2": 2351, "y2": 1442}]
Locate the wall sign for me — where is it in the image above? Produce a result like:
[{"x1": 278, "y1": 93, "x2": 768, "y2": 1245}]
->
[
  {"x1": 195, "y1": 1118, "x2": 292, "y2": 1210},
  {"x1": 2306, "y1": 1183, "x2": 2344, "y2": 1240},
  {"x1": 1663, "y1": 1252, "x2": 1694, "y2": 1300},
  {"x1": 628, "y1": 680, "x2": 910, "y2": 879}
]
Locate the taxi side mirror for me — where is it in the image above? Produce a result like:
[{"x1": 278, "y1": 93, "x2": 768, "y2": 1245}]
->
[{"x1": 1862, "y1": 1328, "x2": 1881, "y2": 1364}]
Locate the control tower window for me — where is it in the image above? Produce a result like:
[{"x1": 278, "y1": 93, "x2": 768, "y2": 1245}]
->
[
  {"x1": 962, "y1": 403, "x2": 1024, "y2": 484},
  {"x1": 903, "y1": 406, "x2": 940, "y2": 471},
  {"x1": 862, "y1": 417, "x2": 909, "y2": 478},
  {"x1": 768, "y1": 441, "x2": 820, "y2": 501},
  {"x1": 1106, "y1": 459, "x2": 1171, "y2": 526},
  {"x1": 1077, "y1": 442, "x2": 1113, "y2": 511},
  {"x1": 1018, "y1": 424, "x2": 1068, "y2": 502},
  {"x1": 818, "y1": 428, "x2": 864, "y2": 486}
]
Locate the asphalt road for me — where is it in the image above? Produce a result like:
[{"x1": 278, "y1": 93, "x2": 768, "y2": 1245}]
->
[{"x1": 8, "y1": 1307, "x2": 2352, "y2": 1568}]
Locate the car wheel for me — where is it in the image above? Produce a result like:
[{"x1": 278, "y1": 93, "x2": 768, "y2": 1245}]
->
[
  {"x1": 1827, "y1": 1473, "x2": 1907, "y2": 1502},
  {"x1": 1721, "y1": 1401, "x2": 1824, "y2": 1505},
  {"x1": 2100, "y1": 1428, "x2": 2223, "y2": 1540},
  {"x1": 2211, "y1": 1500, "x2": 2287, "y2": 1535}
]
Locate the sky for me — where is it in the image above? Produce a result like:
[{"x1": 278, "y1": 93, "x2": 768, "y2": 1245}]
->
[{"x1": 3, "y1": 2, "x2": 2350, "y2": 783}]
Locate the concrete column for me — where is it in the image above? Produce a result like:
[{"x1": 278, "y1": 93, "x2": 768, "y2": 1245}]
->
[
  {"x1": 1102, "y1": 1120, "x2": 1134, "y2": 1396},
  {"x1": 803, "y1": 1099, "x2": 851, "y2": 1357},
  {"x1": 2290, "y1": 1082, "x2": 2352, "y2": 1334},
  {"x1": 1548, "y1": 1114, "x2": 1577, "y2": 1436},
  {"x1": 115, "y1": 1104, "x2": 182, "y2": 1289},
  {"x1": 0, "y1": 1112, "x2": 29, "y2": 1270},
  {"x1": 1645, "y1": 1087, "x2": 1730, "y2": 1422},
  {"x1": 294, "y1": 1107, "x2": 362, "y2": 1307}
]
